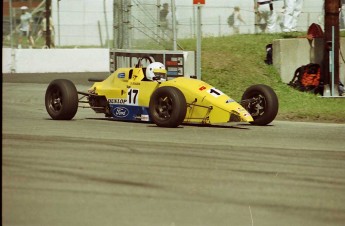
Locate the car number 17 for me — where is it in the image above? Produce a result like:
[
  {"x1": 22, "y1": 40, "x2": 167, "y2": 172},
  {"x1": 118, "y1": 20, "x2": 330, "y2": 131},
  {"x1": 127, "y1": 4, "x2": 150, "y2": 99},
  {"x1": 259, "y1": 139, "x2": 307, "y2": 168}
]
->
[{"x1": 127, "y1": 88, "x2": 139, "y2": 105}]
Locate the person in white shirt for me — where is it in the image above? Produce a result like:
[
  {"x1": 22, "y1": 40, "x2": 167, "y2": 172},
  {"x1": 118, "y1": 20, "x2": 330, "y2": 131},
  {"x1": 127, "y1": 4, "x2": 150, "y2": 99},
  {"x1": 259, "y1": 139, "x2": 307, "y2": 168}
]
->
[
  {"x1": 232, "y1": 6, "x2": 246, "y2": 34},
  {"x1": 282, "y1": 0, "x2": 304, "y2": 32},
  {"x1": 256, "y1": 0, "x2": 277, "y2": 33},
  {"x1": 18, "y1": 6, "x2": 35, "y2": 48}
]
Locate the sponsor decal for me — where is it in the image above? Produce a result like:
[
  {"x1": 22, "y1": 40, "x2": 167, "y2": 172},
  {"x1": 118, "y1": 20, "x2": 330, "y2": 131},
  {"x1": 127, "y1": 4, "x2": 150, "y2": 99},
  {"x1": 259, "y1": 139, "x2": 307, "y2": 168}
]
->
[
  {"x1": 113, "y1": 107, "x2": 129, "y2": 118},
  {"x1": 118, "y1": 73, "x2": 125, "y2": 78},
  {"x1": 226, "y1": 99, "x2": 235, "y2": 103},
  {"x1": 130, "y1": 82, "x2": 141, "y2": 85},
  {"x1": 141, "y1": 114, "x2": 149, "y2": 121},
  {"x1": 108, "y1": 98, "x2": 127, "y2": 104},
  {"x1": 199, "y1": 86, "x2": 207, "y2": 91},
  {"x1": 237, "y1": 107, "x2": 249, "y2": 115}
]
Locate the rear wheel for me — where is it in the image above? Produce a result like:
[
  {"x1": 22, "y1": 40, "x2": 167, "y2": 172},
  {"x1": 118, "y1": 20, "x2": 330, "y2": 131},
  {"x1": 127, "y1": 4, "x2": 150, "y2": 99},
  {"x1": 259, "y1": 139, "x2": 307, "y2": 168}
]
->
[
  {"x1": 149, "y1": 87, "x2": 187, "y2": 128},
  {"x1": 241, "y1": 84, "x2": 278, "y2": 126},
  {"x1": 45, "y1": 79, "x2": 78, "y2": 120}
]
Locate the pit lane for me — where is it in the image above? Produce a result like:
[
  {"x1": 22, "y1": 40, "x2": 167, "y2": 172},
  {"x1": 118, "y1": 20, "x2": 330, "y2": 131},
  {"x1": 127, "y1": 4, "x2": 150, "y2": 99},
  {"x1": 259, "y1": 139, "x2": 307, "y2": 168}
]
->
[{"x1": 3, "y1": 73, "x2": 345, "y2": 226}]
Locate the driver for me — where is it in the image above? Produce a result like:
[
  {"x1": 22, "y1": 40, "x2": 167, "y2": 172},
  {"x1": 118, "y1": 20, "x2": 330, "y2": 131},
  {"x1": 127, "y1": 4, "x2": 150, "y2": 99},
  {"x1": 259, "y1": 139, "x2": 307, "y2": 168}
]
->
[{"x1": 146, "y1": 62, "x2": 167, "y2": 82}]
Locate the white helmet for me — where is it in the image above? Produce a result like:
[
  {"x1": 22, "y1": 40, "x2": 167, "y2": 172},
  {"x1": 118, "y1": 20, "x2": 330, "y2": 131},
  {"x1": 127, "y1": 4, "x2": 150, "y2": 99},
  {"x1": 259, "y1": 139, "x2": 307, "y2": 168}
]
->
[{"x1": 146, "y1": 62, "x2": 167, "y2": 82}]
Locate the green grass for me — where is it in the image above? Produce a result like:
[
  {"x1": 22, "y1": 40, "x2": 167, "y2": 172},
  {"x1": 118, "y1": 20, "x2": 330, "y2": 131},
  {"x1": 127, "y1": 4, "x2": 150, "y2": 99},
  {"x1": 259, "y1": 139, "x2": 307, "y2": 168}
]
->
[{"x1": 179, "y1": 32, "x2": 345, "y2": 123}]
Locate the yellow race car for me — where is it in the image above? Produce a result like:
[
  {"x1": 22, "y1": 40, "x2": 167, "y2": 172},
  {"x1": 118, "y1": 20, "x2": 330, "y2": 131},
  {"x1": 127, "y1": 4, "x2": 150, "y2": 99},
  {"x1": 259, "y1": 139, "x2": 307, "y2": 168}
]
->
[{"x1": 45, "y1": 57, "x2": 278, "y2": 127}]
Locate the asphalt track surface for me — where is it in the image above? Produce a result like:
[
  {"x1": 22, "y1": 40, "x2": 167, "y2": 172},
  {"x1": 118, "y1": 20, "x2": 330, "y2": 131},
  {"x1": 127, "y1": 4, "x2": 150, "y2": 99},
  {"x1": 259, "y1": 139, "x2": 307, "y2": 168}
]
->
[{"x1": 3, "y1": 73, "x2": 345, "y2": 226}]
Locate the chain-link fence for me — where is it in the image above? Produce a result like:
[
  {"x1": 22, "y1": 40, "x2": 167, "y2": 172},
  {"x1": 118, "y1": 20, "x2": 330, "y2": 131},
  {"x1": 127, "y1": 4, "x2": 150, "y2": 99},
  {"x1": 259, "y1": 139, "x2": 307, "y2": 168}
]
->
[{"x1": 3, "y1": 0, "x2": 333, "y2": 50}]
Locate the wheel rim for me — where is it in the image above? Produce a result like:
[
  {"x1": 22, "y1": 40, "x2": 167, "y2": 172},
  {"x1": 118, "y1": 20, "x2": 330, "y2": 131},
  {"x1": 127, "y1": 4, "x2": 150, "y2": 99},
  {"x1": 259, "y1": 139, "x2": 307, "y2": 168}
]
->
[
  {"x1": 247, "y1": 94, "x2": 266, "y2": 117},
  {"x1": 154, "y1": 96, "x2": 173, "y2": 120},
  {"x1": 48, "y1": 87, "x2": 63, "y2": 113}
]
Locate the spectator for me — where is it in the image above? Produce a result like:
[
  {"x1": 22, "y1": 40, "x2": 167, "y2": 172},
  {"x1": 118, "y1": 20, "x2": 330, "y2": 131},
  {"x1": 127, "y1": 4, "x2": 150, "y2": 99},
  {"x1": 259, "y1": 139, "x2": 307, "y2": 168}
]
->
[
  {"x1": 18, "y1": 6, "x2": 35, "y2": 48},
  {"x1": 278, "y1": 6, "x2": 286, "y2": 32},
  {"x1": 159, "y1": 2, "x2": 174, "y2": 43},
  {"x1": 282, "y1": 0, "x2": 304, "y2": 32},
  {"x1": 160, "y1": 3, "x2": 170, "y2": 31},
  {"x1": 228, "y1": 6, "x2": 246, "y2": 34},
  {"x1": 254, "y1": 1, "x2": 265, "y2": 33},
  {"x1": 38, "y1": 10, "x2": 55, "y2": 48},
  {"x1": 256, "y1": 0, "x2": 277, "y2": 33}
]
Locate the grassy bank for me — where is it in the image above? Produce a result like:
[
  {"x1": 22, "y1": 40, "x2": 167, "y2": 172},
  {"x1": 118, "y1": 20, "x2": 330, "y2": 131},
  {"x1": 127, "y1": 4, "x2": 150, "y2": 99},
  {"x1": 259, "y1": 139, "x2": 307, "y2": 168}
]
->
[{"x1": 179, "y1": 32, "x2": 345, "y2": 123}]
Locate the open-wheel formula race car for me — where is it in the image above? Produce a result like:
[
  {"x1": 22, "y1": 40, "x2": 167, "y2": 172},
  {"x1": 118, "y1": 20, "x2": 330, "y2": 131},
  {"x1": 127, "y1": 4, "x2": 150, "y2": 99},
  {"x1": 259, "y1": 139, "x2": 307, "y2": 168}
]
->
[{"x1": 45, "y1": 57, "x2": 278, "y2": 128}]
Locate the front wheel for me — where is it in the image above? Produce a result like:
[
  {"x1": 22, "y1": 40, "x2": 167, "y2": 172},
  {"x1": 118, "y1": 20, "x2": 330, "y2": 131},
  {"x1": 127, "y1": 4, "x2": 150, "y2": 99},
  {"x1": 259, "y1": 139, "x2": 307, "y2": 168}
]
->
[
  {"x1": 45, "y1": 79, "x2": 78, "y2": 120},
  {"x1": 241, "y1": 84, "x2": 279, "y2": 126},
  {"x1": 149, "y1": 87, "x2": 187, "y2": 128}
]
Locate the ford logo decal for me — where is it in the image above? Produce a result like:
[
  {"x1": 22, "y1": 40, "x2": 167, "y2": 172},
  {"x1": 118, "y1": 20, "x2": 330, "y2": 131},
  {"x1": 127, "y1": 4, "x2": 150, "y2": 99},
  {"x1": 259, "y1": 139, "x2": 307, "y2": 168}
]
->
[{"x1": 113, "y1": 107, "x2": 129, "y2": 118}]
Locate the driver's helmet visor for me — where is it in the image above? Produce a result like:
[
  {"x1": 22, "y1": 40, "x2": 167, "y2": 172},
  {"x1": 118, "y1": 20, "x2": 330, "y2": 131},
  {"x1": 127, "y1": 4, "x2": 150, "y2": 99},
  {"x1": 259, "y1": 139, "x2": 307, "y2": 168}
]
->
[{"x1": 153, "y1": 68, "x2": 167, "y2": 81}]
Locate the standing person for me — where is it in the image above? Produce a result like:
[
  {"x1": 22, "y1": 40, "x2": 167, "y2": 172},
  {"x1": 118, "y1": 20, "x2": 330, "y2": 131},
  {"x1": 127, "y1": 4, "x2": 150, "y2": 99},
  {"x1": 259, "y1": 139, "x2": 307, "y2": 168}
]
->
[
  {"x1": 256, "y1": 0, "x2": 277, "y2": 33},
  {"x1": 18, "y1": 6, "x2": 35, "y2": 48},
  {"x1": 39, "y1": 10, "x2": 55, "y2": 48},
  {"x1": 282, "y1": 0, "x2": 304, "y2": 32},
  {"x1": 228, "y1": 6, "x2": 246, "y2": 34},
  {"x1": 278, "y1": 6, "x2": 286, "y2": 32},
  {"x1": 254, "y1": 0, "x2": 266, "y2": 33},
  {"x1": 159, "y1": 3, "x2": 174, "y2": 43},
  {"x1": 160, "y1": 3, "x2": 170, "y2": 32}
]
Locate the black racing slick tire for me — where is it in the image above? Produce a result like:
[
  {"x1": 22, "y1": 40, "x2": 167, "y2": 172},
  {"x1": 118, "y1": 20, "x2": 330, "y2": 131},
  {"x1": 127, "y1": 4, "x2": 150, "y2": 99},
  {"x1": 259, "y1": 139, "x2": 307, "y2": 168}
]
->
[
  {"x1": 149, "y1": 86, "x2": 187, "y2": 128},
  {"x1": 241, "y1": 84, "x2": 278, "y2": 126},
  {"x1": 45, "y1": 79, "x2": 78, "y2": 120}
]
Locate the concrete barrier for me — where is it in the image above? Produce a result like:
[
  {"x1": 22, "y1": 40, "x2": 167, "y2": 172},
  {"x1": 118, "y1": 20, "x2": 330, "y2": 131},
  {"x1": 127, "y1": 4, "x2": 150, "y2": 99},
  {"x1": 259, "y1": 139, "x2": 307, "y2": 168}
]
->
[
  {"x1": 2, "y1": 48, "x2": 109, "y2": 73},
  {"x1": 273, "y1": 37, "x2": 345, "y2": 84}
]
